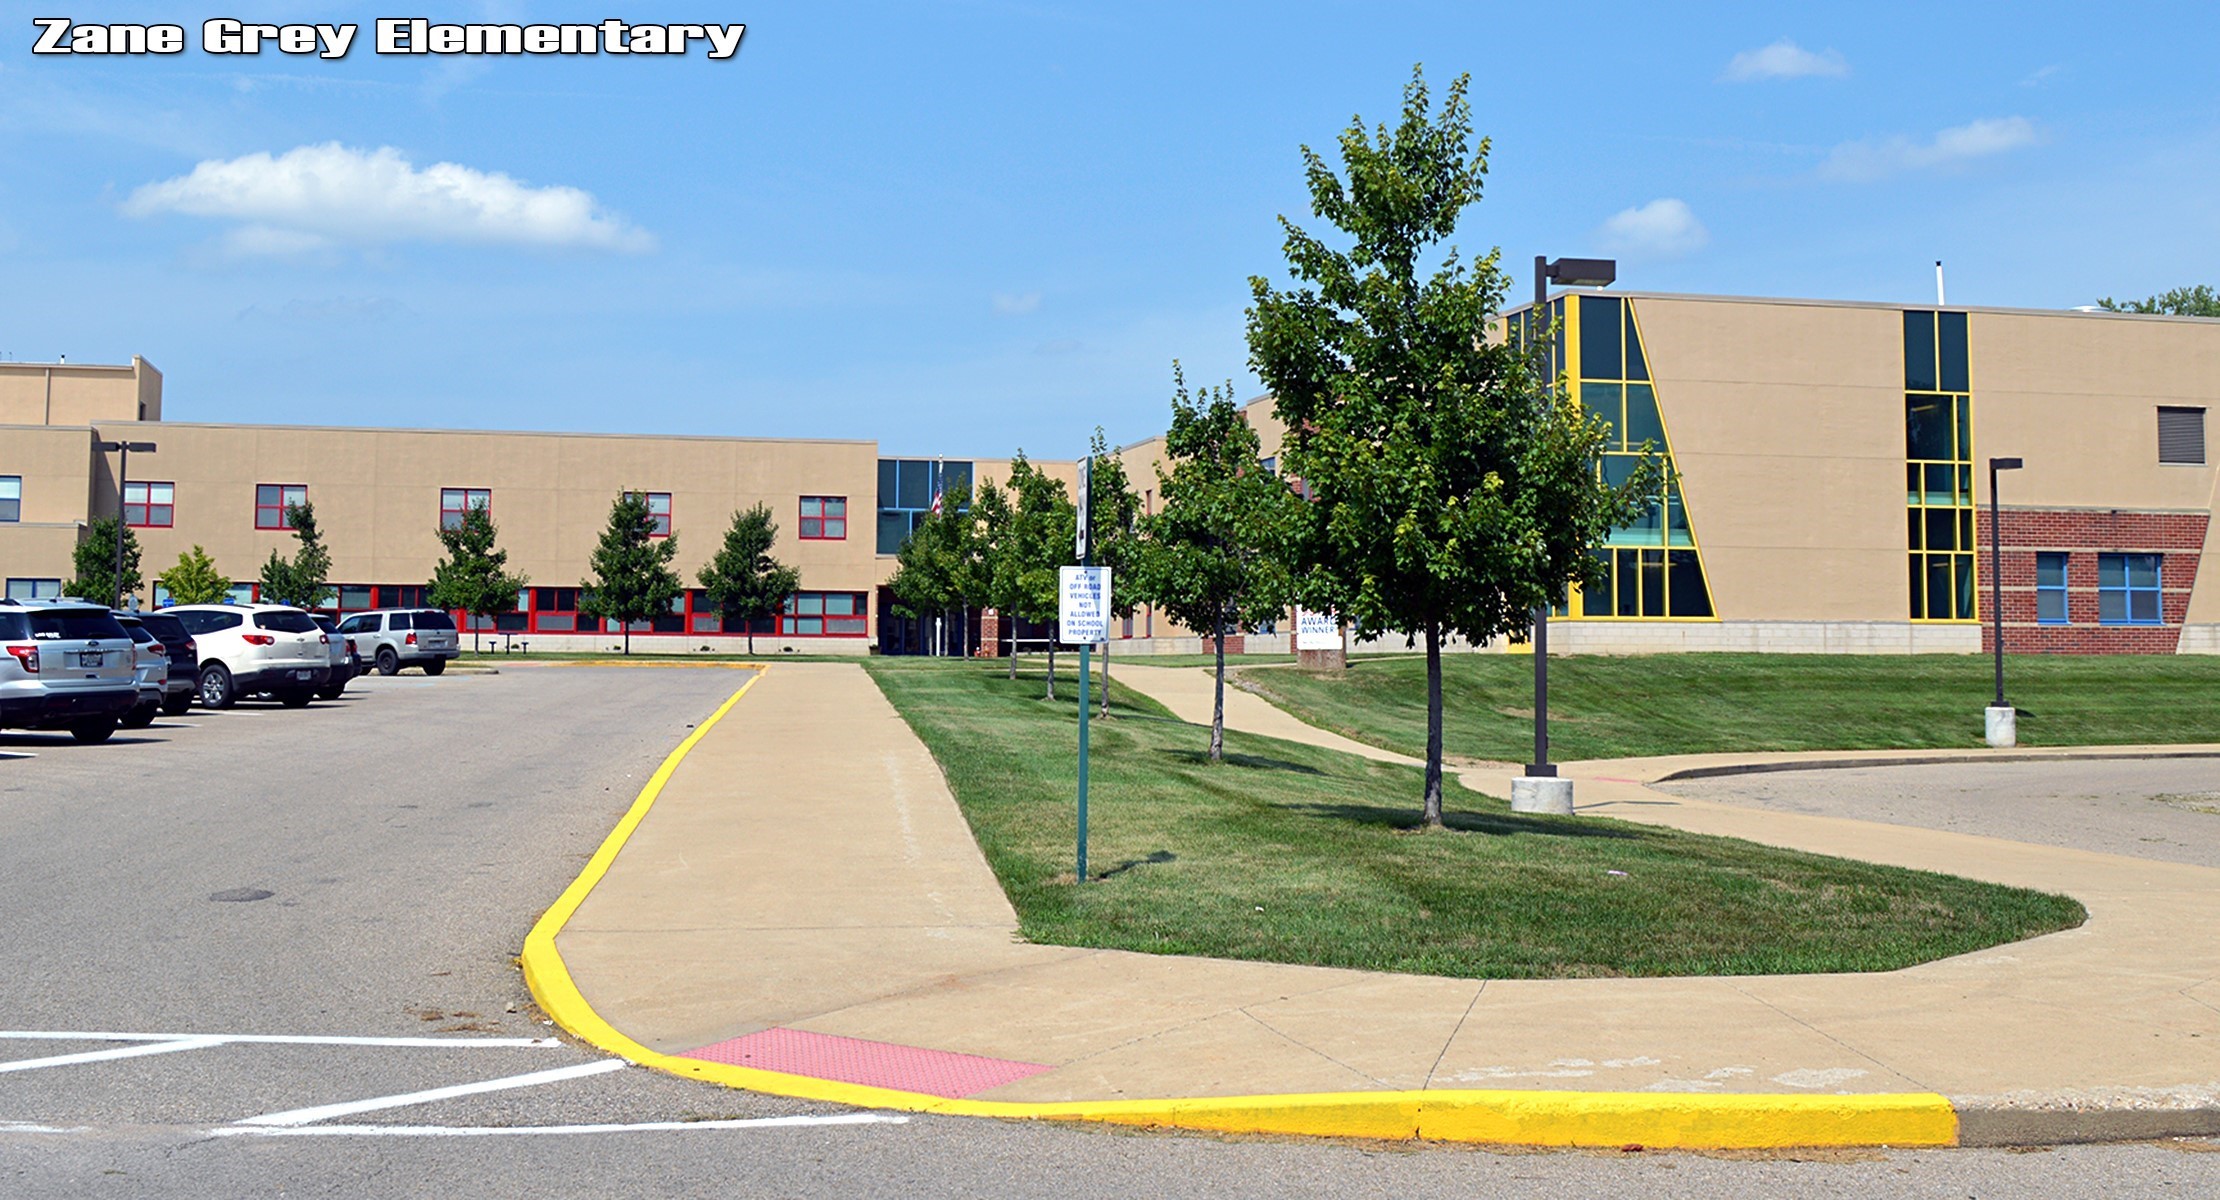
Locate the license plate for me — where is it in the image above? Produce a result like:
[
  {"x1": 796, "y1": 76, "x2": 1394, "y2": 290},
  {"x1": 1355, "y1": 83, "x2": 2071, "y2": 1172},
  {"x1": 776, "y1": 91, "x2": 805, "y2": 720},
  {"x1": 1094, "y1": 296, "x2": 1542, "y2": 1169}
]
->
[
  {"x1": 79, "y1": 651, "x2": 104, "y2": 667},
  {"x1": 294, "y1": 669, "x2": 312, "y2": 679}
]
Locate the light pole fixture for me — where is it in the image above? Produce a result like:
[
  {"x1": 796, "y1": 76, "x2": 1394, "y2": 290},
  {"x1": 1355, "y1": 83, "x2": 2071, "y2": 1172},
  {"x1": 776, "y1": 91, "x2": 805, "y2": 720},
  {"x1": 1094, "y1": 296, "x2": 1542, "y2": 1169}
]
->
[
  {"x1": 1513, "y1": 256, "x2": 1615, "y2": 816},
  {"x1": 1986, "y1": 456, "x2": 2023, "y2": 747},
  {"x1": 94, "y1": 439, "x2": 156, "y2": 610}
]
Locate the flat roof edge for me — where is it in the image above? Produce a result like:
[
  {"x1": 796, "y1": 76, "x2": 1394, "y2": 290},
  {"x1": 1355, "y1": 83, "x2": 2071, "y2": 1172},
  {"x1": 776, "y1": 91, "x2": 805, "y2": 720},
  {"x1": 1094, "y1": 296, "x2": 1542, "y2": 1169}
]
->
[
  {"x1": 1509, "y1": 290, "x2": 2220, "y2": 324},
  {"x1": 83, "y1": 419, "x2": 880, "y2": 448}
]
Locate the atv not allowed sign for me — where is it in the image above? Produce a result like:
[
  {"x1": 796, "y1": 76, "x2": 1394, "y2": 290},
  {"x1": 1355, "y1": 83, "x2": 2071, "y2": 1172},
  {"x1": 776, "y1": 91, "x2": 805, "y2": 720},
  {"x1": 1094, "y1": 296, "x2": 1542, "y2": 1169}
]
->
[{"x1": 1058, "y1": 566, "x2": 1111, "y2": 645}]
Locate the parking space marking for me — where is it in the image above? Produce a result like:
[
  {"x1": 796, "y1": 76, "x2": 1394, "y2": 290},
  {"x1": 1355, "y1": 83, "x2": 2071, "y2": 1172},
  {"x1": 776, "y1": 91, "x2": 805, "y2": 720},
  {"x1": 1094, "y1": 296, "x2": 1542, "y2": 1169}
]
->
[
  {"x1": 0, "y1": 1030, "x2": 563, "y2": 1049},
  {"x1": 0, "y1": 1122, "x2": 88, "y2": 1135},
  {"x1": 239, "y1": 1059, "x2": 630, "y2": 1127},
  {"x1": 0, "y1": 1037, "x2": 223, "y2": 1074},
  {"x1": 211, "y1": 1113, "x2": 909, "y2": 1138},
  {"x1": 0, "y1": 751, "x2": 37, "y2": 759}
]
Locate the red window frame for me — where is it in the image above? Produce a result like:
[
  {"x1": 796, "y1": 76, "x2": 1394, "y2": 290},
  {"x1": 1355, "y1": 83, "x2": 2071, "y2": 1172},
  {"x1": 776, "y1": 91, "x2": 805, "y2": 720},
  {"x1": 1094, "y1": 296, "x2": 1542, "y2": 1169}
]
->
[
  {"x1": 124, "y1": 481, "x2": 174, "y2": 528},
  {"x1": 440, "y1": 487, "x2": 490, "y2": 530},
  {"x1": 256, "y1": 483, "x2": 308, "y2": 530},
  {"x1": 780, "y1": 591, "x2": 868, "y2": 637},
  {"x1": 626, "y1": 491, "x2": 672, "y2": 537},
  {"x1": 799, "y1": 495, "x2": 847, "y2": 540}
]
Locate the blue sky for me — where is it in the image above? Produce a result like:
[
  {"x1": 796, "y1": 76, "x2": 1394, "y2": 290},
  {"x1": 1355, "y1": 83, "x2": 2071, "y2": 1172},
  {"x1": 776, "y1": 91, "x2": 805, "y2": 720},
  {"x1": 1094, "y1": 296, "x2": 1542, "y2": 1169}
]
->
[{"x1": 5, "y1": 3, "x2": 2217, "y2": 457}]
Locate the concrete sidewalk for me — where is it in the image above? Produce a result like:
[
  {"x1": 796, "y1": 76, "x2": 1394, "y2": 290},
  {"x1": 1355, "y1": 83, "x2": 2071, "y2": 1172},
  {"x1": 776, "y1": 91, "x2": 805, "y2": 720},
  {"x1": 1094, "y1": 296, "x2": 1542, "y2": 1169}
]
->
[{"x1": 548, "y1": 662, "x2": 2220, "y2": 1143}]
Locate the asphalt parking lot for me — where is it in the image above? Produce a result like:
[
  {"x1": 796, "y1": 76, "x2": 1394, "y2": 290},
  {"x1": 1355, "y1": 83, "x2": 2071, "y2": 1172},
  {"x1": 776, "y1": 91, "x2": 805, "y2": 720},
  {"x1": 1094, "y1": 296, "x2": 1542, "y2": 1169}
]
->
[
  {"x1": 1657, "y1": 756, "x2": 2220, "y2": 868},
  {"x1": 1, "y1": 666, "x2": 2215, "y2": 1197}
]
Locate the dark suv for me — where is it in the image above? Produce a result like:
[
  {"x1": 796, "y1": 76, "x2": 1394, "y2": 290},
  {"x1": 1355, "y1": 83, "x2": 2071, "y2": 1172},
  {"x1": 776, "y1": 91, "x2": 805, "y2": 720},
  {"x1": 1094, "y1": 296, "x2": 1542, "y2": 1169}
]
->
[{"x1": 132, "y1": 610, "x2": 200, "y2": 716}]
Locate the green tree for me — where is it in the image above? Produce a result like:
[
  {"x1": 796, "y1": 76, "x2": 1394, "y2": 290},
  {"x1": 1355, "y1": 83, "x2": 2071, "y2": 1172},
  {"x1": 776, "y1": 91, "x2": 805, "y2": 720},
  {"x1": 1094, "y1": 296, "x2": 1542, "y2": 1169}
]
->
[
  {"x1": 2097, "y1": 285, "x2": 2220, "y2": 316},
  {"x1": 888, "y1": 480, "x2": 989, "y2": 657},
  {"x1": 968, "y1": 479, "x2": 1025, "y2": 679},
  {"x1": 257, "y1": 501, "x2": 334, "y2": 609},
  {"x1": 696, "y1": 503, "x2": 800, "y2": 655},
  {"x1": 156, "y1": 545, "x2": 232, "y2": 605},
  {"x1": 1000, "y1": 454, "x2": 1076, "y2": 699},
  {"x1": 1082, "y1": 428, "x2": 1142, "y2": 716},
  {"x1": 1129, "y1": 367, "x2": 1303, "y2": 762},
  {"x1": 1247, "y1": 66, "x2": 1651, "y2": 825},
  {"x1": 66, "y1": 517, "x2": 142, "y2": 607},
  {"x1": 579, "y1": 491, "x2": 684, "y2": 656},
  {"x1": 427, "y1": 504, "x2": 528, "y2": 653}
]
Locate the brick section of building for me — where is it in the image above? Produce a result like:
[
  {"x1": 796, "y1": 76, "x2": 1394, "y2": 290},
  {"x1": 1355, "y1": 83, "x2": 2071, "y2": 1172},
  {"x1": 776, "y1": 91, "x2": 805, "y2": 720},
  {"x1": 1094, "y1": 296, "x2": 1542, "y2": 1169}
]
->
[{"x1": 1975, "y1": 509, "x2": 2209, "y2": 654}]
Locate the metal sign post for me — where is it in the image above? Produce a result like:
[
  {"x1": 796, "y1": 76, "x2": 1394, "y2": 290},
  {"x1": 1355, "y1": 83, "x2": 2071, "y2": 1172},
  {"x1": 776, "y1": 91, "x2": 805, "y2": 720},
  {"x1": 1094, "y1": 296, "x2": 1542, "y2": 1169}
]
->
[{"x1": 1059, "y1": 563, "x2": 1109, "y2": 885}]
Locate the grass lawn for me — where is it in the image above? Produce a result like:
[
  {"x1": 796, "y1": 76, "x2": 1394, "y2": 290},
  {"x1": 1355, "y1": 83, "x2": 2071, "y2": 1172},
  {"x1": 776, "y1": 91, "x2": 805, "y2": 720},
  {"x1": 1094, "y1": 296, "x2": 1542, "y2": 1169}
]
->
[
  {"x1": 1230, "y1": 653, "x2": 2220, "y2": 763},
  {"x1": 862, "y1": 658, "x2": 2085, "y2": 979}
]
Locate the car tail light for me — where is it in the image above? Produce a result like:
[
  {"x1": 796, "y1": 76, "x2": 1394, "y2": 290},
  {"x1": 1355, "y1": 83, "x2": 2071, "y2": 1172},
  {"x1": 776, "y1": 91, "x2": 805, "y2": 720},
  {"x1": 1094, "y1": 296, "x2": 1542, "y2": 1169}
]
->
[
  {"x1": 319, "y1": 632, "x2": 330, "y2": 645},
  {"x1": 147, "y1": 642, "x2": 165, "y2": 656},
  {"x1": 184, "y1": 638, "x2": 196, "y2": 654},
  {"x1": 5, "y1": 644, "x2": 37, "y2": 673},
  {"x1": 405, "y1": 632, "x2": 418, "y2": 645},
  {"x1": 243, "y1": 634, "x2": 275, "y2": 646},
  {"x1": 346, "y1": 638, "x2": 357, "y2": 654}
]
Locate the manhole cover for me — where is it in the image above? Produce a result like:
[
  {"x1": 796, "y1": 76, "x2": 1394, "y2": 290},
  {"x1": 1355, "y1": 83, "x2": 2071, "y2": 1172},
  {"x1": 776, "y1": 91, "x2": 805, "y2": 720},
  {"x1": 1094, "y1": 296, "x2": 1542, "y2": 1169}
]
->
[{"x1": 209, "y1": 888, "x2": 274, "y2": 902}]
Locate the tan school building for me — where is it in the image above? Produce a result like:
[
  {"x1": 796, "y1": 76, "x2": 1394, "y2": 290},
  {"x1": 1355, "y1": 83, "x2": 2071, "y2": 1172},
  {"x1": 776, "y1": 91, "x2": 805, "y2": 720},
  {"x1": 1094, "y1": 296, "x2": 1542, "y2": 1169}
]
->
[{"x1": 2, "y1": 289, "x2": 2216, "y2": 656}]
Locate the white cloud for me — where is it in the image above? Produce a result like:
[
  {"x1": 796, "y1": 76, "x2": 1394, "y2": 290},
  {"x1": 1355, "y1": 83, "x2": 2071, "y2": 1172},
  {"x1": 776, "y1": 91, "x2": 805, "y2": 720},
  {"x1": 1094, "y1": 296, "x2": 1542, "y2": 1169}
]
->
[
  {"x1": 123, "y1": 143, "x2": 652, "y2": 252},
  {"x1": 1722, "y1": 39, "x2": 1849, "y2": 82},
  {"x1": 1817, "y1": 117, "x2": 2040, "y2": 182},
  {"x1": 1597, "y1": 198, "x2": 1709, "y2": 258},
  {"x1": 992, "y1": 291, "x2": 1042, "y2": 316}
]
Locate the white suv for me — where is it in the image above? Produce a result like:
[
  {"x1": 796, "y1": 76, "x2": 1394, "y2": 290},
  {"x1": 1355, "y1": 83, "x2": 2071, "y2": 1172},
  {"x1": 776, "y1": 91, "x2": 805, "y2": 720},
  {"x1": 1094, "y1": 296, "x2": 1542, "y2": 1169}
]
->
[
  {"x1": 163, "y1": 604, "x2": 332, "y2": 709},
  {"x1": 336, "y1": 608, "x2": 461, "y2": 676}
]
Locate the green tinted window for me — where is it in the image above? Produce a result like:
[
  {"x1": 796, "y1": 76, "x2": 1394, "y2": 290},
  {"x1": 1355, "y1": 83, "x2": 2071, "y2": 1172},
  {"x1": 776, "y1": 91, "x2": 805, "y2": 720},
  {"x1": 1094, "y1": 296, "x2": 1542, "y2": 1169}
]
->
[
  {"x1": 1903, "y1": 310, "x2": 1938, "y2": 391},
  {"x1": 1622, "y1": 384, "x2": 1664, "y2": 448},
  {"x1": 1906, "y1": 396, "x2": 1954, "y2": 460},
  {"x1": 1623, "y1": 307, "x2": 1648, "y2": 381},
  {"x1": 1580, "y1": 295, "x2": 1622, "y2": 380},
  {"x1": 1938, "y1": 311, "x2": 1969, "y2": 392}
]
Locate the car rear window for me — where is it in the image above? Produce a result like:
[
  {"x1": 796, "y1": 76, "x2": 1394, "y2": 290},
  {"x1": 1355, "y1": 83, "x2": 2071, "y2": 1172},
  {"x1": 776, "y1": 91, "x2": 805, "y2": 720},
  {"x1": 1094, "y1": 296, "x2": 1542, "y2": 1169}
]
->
[
  {"x1": 138, "y1": 614, "x2": 188, "y2": 643},
  {"x1": 29, "y1": 610, "x2": 130, "y2": 641},
  {"x1": 0, "y1": 613, "x2": 26, "y2": 640},
  {"x1": 253, "y1": 610, "x2": 319, "y2": 633},
  {"x1": 123, "y1": 623, "x2": 154, "y2": 644},
  {"x1": 412, "y1": 610, "x2": 457, "y2": 631},
  {"x1": 390, "y1": 613, "x2": 413, "y2": 631}
]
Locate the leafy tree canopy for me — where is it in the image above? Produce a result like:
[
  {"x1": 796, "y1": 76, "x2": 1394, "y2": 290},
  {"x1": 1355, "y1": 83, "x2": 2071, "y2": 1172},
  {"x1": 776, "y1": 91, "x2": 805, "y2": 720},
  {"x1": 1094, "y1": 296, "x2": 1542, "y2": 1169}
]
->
[
  {"x1": 2097, "y1": 285, "x2": 2220, "y2": 317},
  {"x1": 258, "y1": 501, "x2": 334, "y2": 609},
  {"x1": 427, "y1": 503, "x2": 528, "y2": 647},
  {"x1": 697, "y1": 503, "x2": 800, "y2": 653},
  {"x1": 1245, "y1": 65, "x2": 1652, "y2": 822},
  {"x1": 156, "y1": 545, "x2": 232, "y2": 606},
  {"x1": 580, "y1": 490, "x2": 684, "y2": 654},
  {"x1": 65, "y1": 517, "x2": 142, "y2": 607}
]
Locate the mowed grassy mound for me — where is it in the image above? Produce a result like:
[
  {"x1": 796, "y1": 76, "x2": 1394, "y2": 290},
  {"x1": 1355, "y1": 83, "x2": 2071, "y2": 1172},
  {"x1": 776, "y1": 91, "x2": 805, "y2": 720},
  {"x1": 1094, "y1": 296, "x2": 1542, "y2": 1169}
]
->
[
  {"x1": 1233, "y1": 652, "x2": 2220, "y2": 763},
  {"x1": 863, "y1": 659, "x2": 2085, "y2": 980}
]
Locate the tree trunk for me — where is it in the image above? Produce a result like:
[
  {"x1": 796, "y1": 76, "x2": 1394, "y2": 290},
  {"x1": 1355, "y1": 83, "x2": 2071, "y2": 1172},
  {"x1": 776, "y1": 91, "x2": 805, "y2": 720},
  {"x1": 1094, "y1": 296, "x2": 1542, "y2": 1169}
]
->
[
  {"x1": 624, "y1": 624, "x2": 632, "y2": 656},
  {"x1": 1422, "y1": 621, "x2": 1444, "y2": 828},
  {"x1": 1007, "y1": 611, "x2": 1018, "y2": 680},
  {"x1": 1099, "y1": 637, "x2": 1112, "y2": 718},
  {"x1": 1046, "y1": 640, "x2": 1056, "y2": 701},
  {"x1": 1210, "y1": 614, "x2": 1227, "y2": 763}
]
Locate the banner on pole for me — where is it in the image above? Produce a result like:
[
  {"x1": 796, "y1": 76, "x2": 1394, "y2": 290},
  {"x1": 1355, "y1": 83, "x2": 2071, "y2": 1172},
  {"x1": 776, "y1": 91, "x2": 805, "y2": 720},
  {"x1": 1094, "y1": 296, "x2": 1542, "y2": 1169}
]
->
[
  {"x1": 1295, "y1": 608, "x2": 1340, "y2": 651},
  {"x1": 1058, "y1": 566, "x2": 1111, "y2": 644}
]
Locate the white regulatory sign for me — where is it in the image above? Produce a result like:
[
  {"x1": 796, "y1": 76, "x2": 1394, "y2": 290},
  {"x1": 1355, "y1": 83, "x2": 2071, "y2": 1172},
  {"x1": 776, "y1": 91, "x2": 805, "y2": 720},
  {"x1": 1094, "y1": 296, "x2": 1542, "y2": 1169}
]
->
[
  {"x1": 1058, "y1": 566, "x2": 1111, "y2": 645},
  {"x1": 1295, "y1": 608, "x2": 1340, "y2": 651}
]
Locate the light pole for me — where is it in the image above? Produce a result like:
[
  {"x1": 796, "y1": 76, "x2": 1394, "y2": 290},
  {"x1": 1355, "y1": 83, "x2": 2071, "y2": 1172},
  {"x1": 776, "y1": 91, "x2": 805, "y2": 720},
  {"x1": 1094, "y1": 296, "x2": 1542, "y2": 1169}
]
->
[
  {"x1": 1512, "y1": 256, "x2": 1614, "y2": 817},
  {"x1": 1986, "y1": 456, "x2": 2023, "y2": 748},
  {"x1": 95, "y1": 439, "x2": 156, "y2": 609}
]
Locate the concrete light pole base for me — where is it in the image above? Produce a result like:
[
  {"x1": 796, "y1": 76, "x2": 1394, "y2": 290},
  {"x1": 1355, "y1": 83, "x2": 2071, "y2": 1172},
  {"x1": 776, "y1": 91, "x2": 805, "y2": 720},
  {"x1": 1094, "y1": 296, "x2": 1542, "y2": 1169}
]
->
[
  {"x1": 1510, "y1": 776, "x2": 1575, "y2": 815},
  {"x1": 1985, "y1": 705, "x2": 2018, "y2": 749}
]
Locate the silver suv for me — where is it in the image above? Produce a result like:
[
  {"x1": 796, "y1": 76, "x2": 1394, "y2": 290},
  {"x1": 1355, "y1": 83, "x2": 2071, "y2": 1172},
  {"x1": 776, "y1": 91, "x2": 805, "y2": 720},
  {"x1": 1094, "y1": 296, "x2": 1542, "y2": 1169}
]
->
[
  {"x1": 336, "y1": 609, "x2": 460, "y2": 676},
  {"x1": 0, "y1": 598, "x2": 139, "y2": 743}
]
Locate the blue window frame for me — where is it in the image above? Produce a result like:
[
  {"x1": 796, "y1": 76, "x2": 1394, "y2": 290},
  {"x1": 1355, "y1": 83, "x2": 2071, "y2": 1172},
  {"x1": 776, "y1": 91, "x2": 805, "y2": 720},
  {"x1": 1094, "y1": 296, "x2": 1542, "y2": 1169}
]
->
[
  {"x1": 2097, "y1": 553, "x2": 2161, "y2": 626},
  {"x1": 2035, "y1": 553, "x2": 2069, "y2": 625}
]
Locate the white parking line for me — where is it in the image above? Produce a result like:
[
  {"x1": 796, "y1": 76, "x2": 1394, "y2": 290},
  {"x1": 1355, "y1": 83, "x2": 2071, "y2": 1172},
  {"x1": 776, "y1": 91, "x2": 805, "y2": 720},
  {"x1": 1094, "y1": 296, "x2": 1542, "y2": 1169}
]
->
[
  {"x1": 0, "y1": 1122, "x2": 88, "y2": 1135},
  {"x1": 0, "y1": 1037, "x2": 224, "y2": 1074},
  {"x1": 211, "y1": 1113, "x2": 908, "y2": 1138},
  {"x1": 239, "y1": 1059, "x2": 629, "y2": 1127},
  {"x1": 0, "y1": 1031, "x2": 562, "y2": 1049},
  {"x1": 0, "y1": 752, "x2": 36, "y2": 760}
]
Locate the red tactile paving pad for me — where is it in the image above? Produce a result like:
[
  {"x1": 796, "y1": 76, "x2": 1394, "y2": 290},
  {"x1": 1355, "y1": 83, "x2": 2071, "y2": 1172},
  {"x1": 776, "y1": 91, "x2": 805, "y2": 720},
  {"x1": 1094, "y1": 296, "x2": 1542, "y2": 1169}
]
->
[{"x1": 681, "y1": 1028, "x2": 1052, "y2": 1099}]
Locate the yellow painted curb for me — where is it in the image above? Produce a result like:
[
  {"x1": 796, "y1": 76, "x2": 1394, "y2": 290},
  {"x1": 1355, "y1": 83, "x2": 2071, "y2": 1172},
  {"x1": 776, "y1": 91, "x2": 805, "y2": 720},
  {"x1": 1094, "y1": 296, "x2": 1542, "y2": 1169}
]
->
[{"x1": 519, "y1": 667, "x2": 1960, "y2": 1149}]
